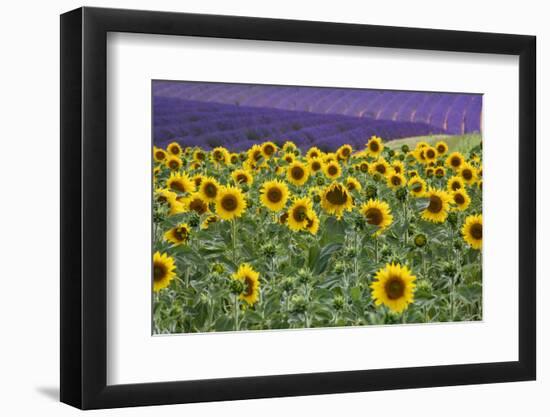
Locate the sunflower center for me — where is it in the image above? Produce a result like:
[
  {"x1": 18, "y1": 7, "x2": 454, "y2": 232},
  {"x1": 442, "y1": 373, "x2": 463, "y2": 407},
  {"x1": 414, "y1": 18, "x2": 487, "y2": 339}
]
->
[
  {"x1": 263, "y1": 145, "x2": 275, "y2": 156},
  {"x1": 267, "y1": 187, "x2": 283, "y2": 203},
  {"x1": 169, "y1": 160, "x2": 179, "y2": 169},
  {"x1": 435, "y1": 169, "x2": 444, "y2": 177},
  {"x1": 310, "y1": 151, "x2": 319, "y2": 158},
  {"x1": 394, "y1": 166, "x2": 402, "y2": 174},
  {"x1": 173, "y1": 227, "x2": 188, "y2": 242},
  {"x1": 312, "y1": 161, "x2": 321, "y2": 171},
  {"x1": 236, "y1": 174, "x2": 247, "y2": 184},
  {"x1": 375, "y1": 164, "x2": 386, "y2": 174},
  {"x1": 470, "y1": 223, "x2": 482, "y2": 240},
  {"x1": 385, "y1": 277, "x2": 405, "y2": 300},
  {"x1": 196, "y1": 152, "x2": 205, "y2": 160},
  {"x1": 190, "y1": 199, "x2": 207, "y2": 214},
  {"x1": 243, "y1": 276, "x2": 254, "y2": 296},
  {"x1": 155, "y1": 151, "x2": 165, "y2": 160},
  {"x1": 365, "y1": 208, "x2": 383, "y2": 226},
  {"x1": 451, "y1": 157, "x2": 461, "y2": 167},
  {"x1": 170, "y1": 181, "x2": 186, "y2": 193},
  {"x1": 204, "y1": 183, "x2": 217, "y2": 197},
  {"x1": 412, "y1": 183, "x2": 423, "y2": 193},
  {"x1": 454, "y1": 193, "x2": 465, "y2": 205},
  {"x1": 253, "y1": 151, "x2": 262, "y2": 161},
  {"x1": 437, "y1": 145, "x2": 446, "y2": 153},
  {"x1": 292, "y1": 205, "x2": 308, "y2": 222},
  {"x1": 328, "y1": 165, "x2": 338, "y2": 176},
  {"x1": 462, "y1": 169, "x2": 473, "y2": 180},
  {"x1": 291, "y1": 166, "x2": 305, "y2": 180},
  {"x1": 369, "y1": 142, "x2": 379, "y2": 152},
  {"x1": 451, "y1": 181, "x2": 461, "y2": 190},
  {"x1": 221, "y1": 195, "x2": 238, "y2": 212},
  {"x1": 342, "y1": 148, "x2": 351, "y2": 157},
  {"x1": 214, "y1": 150, "x2": 223, "y2": 160},
  {"x1": 360, "y1": 163, "x2": 369, "y2": 173},
  {"x1": 427, "y1": 195, "x2": 443, "y2": 213},
  {"x1": 326, "y1": 186, "x2": 348, "y2": 206},
  {"x1": 347, "y1": 182, "x2": 356, "y2": 191},
  {"x1": 391, "y1": 176, "x2": 402, "y2": 186},
  {"x1": 426, "y1": 149, "x2": 436, "y2": 158},
  {"x1": 153, "y1": 263, "x2": 166, "y2": 282}
]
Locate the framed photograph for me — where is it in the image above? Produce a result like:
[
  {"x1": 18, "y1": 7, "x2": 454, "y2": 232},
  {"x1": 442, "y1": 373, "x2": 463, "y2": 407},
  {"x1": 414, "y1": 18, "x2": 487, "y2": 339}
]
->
[{"x1": 60, "y1": 6, "x2": 536, "y2": 409}]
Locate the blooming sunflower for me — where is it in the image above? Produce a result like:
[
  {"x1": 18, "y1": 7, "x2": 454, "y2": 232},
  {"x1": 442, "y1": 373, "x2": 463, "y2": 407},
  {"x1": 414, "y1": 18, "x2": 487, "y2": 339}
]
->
[
  {"x1": 323, "y1": 160, "x2": 342, "y2": 179},
  {"x1": 215, "y1": 186, "x2": 247, "y2": 220},
  {"x1": 337, "y1": 144, "x2": 353, "y2": 160},
  {"x1": 260, "y1": 180, "x2": 290, "y2": 212},
  {"x1": 155, "y1": 188, "x2": 177, "y2": 205},
  {"x1": 182, "y1": 193, "x2": 209, "y2": 215},
  {"x1": 391, "y1": 160, "x2": 405, "y2": 175},
  {"x1": 192, "y1": 174, "x2": 204, "y2": 188},
  {"x1": 462, "y1": 214, "x2": 482, "y2": 250},
  {"x1": 282, "y1": 153, "x2": 295, "y2": 164},
  {"x1": 261, "y1": 141, "x2": 278, "y2": 158},
  {"x1": 435, "y1": 141, "x2": 449, "y2": 155},
  {"x1": 370, "y1": 158, "x2": 390, "y2": 177},
  {"x1": 424, "y1": 146, "x2": 438, "y2": 163},
  {"x1": 358, "y1": 161, "x2": 370, "y2": 173},
  {"x1": 165, "y1": 156, "x2": 183, "y2": 171},
  {"x1": 370, "y1": 263, "x2": 416, "y2": 313},
  {"x1": 167, "y1": 142, "x2": 182, "y2": 156},
  {"x1": 306, "y1": 146, "x2": 322, "y2": 160},
  {"x1": 287, "y1": 197, "x2": 315, "y2": 231},
  {"x1": 345, "y1": 177, "x2": 362, "y2": 192},
  {"x1": 387, "y1": 171, "x2": 406, "y2": 190},
  {"x1": 166, "y1": 172, "x2": 195, "y2": 194},
  {"x1": 211, "y1": 146, "x2": 230, "y2": 165},
  {"x1": 451, "y1": 189, "x2": 471, "y2": 211},
  {"x1": 153, "y1": 147, "x2": 167, "y2": 162},
  {"x1": 164, "y1": 223, "x2": 191, "y2": 246},
  {"x1": 247, "y1": 144, "x2": 264, "y2": 166},
  {"x1": 229, "y1": 153, "x2": 240, "y2": 165},
  {"x1": 320, "y1": 182, "x2": 354, "y2": 219},
  {"x1": 434, "y1": 166, "x2": 446, "y2": 178},
  {"x1": 447, "y1": 175, "x2": 465, "y2": 192},
  {"x1": 287, "y1": 161, "x2": 310, "y2": 186},
  {"x1": 305, "y1": 211, "x2": 320, "y2": 235},
  {"x1": 198, "y1": 176, "x2": 221, "y2": 202},
  {"x1": 408, "y1": 177, "x2": 427, "y2": 197},
  {"x1": 458, "y1": 162, "x2": 478, "y2": 185},
  {"x1": 360, "y1": 199, "x2": 393, "y2": 233},
  {"x1": 366, "y1": 136, "x2": 384, "y2": 157},
  {"x1": 200, "y1": 214, "x2": 219, "y2": 230},
  {"x1": 421, "y1": 188, "x2": 452, "y2": 223},
  {"x1": 282, "y1": 141, "x2": 296, "y2": 153},
  {"x1": 231, "y1": 169, "x2": 254, "y2": 186},
  {"x1": 153, "y1": 251, "x2": 176, "y2": 292},
  {"x1": 308, "y1": 157, "x2": 323, "y2": 173},
  {"x1": 232, "y1": 264, "x2": 260, "y2": 306},
  {"x1": 446, "y1": 152, "x2": 465, "y2": 170},
  {"x1": 407, "y1": 169, "x2": 419, "y2": 178},
  {"x1": 193, "y1": 149, "x2": 206, "y2": 163}
]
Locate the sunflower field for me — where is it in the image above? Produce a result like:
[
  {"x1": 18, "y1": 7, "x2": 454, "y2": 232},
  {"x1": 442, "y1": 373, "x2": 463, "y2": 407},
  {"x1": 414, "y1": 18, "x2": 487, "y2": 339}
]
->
[{"x1": 152, "y1": 135, "x2": 482, "y2": 334}]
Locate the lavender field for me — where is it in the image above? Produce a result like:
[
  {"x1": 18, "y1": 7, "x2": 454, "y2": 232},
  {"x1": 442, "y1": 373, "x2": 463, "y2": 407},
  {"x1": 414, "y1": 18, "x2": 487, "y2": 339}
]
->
[{"x1": 153, "y1": 81, "x2": 482, "y2": 151}]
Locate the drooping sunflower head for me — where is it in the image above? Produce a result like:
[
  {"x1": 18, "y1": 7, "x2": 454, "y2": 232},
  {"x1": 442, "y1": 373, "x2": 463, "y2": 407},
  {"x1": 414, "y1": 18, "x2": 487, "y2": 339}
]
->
[
  {"x1": 458, "y1": 162, "x2": 478, "y2": 185},
  {"x1": 232, "y1": 263, "x2": 260, "y2": 306},
  {"x1": 320, "y1": 182, "x2": 354, "y2": 219},
  {"x1": 323, "y1": 160, "x2": 342, "y2": 179},
  {"x1": 306, "y1": 146, "x2": 322, "y2": 160},
  {"x1": 164, "y1": 223, "x2": 191, "y2": 246},
  {"x1": 370, "y1": 263, "x2": 416, "y2": 313},
  {"x1": 387, "y1": 171, "x2": 406, "y2": 190},
  {"x1": 462, "y1": 214, "x2": 482, "y2": 250},
  {"x1": 447, "y1": 175, "x2": 465, "y2": 192},
  {"x1": 408, "y1": 177, "x2": 427, "y2": 197},
  {"x1": 165, "y1": 156, "x2": 183, "y2": 171},
  {"x1": 369, "y1": 158, "x2": 390, "y2": 177},
  {"x1": 261, "y1": 141, "x2": 278, "y2": 158},
  {"x1": 166, "y1": 172, "x2": 195, "y2": 194},
  {"x1": 421, "y1": 188, "x2": 452, "y2": 223},
  {"x1": 231, "y1": 169, "x2": 254, "y2": 187},
  {"x1": 199, "y1": 176, "x2": 221, "y2": 202},
  {"x1": 366, "y1": 136, "x2": 384, "y2": 157},
  {"x1": 287, "y1": 161, "x2": 310, "y2": 186},
  {"x1": 215, "y1": 186, "x2": 247, "y2": 220},
  {"x1": 360, "y1": 199, "x2": 393, "y2": 234},
  {"x1": 153, "y1": 147, "x2": 167, "y2": 162},
  {"x1": 183, "y1": 193, "x2": 210, "y2": 215},
  {"x1": 167, "y1": 142, "x2": 182, "y2": 156},
  {"x1": 345, "y1": 176, "x2": 362, "y2": 192},
  {"x1": 200, "y1": 214, "x2": 219, "y2": 230},
  {"x1": 282, "y1": 141, "x2": 297, "y2": 153},
  {"x1": 211, "y1": 146, "x2": 230, "y2": 165},
  {"x1": 337, "y1": 144, "x2": 353, "y2": 160},
  {"x1": 287, "y1": 197, "x2": 314, "y2": 231},
  {"x1": 153, "y1": 251, "x2": 176, "y2": 292},
  {"x1": 435, "y1": 141, "x2": 449, "y2": 155},
  {"x1": 192, "y1": 174, "x2": 204, "y2": 188},
  {"x1": 260, "y1": 180, "x2": 290, "y2": 212},
  {"x1": 308, "y1": 157, "x2": 323, "y2": 173},
  {"x1": 451, "y1": 189, "x2": 471, "y2": 211},
  {"x1": 446, "y1": 152, "x2": 465, "y2": 170}
]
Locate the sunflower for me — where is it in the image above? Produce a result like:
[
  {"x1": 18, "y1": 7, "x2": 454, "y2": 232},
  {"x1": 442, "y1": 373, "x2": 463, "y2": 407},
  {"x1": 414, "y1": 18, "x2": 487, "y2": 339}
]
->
[
  {"x1": 153, "y1": 251, "x2": 177, "y2": 292},
  {"x1": 166, "y1": 142, "x2": 182, "y2": 157},
  {"x1": 345, "y1": 177, "x2": 362, "y2": 192},
  {"x1": 447, "y1": 175, "x2": 464, "y2": 192},
  {"x1": 387, "y1": 171, "x2": 406, "y2": 190},
  {"x1": 323, "y1": 160, "x2": 342, "y2": 179},
  {"x1": 260, "y1": 180, "x2": 290, "y2": 212},
  {"x1": 320, "y1": 182, "x2": 354, "y2": 219},
  {"x1": 435, "y1": 141, "x2": 449, "y2": 155},
  {"x1": 305, "y1": 211, "x2": 320, "y2": 235},
  {"x1": 232, "y1": 264, "x2": 260, "y2": 306},
  {"x1": 306, "y1": 146, "x2": 322, "y2": 160},
  {"x1": 425, "y1": 167, "x2": 434, "y2": 178},
  {"x1": 215, "y1": 186, "x2": 247, "y2": 220},
  {"x1": 165, "y1": 156, "x2": 183, "y2": 171},
  {"x1": 198, "y1": 176, "x2": 221, "y2": 202},
  {"x1": 166, "y1": 172, "x2": 195, "y2": 194},
  {"x1": 229, "y1": 153, "x2": 240, "y2": 165},
  {"x1": 155, "y1": 188, "x2": 177, "y2": 205},
  {"x1": 193, "y1": 149, "x2": 206, "y2": 163},
  {"x1": 211, "y1": 146, "x2": 230, "y2": 165},
  {"x1": 451, "y1": 189, "x2": 471, "y2": 211},
  {"x1": 462, "y1": 214, "x2": 482, "y2": 250},
  {"x1": 201, "y1": 214, "x2": 219, "y2": 230},
  {"x1": 231, "y1": 169, "x2": 254, "y2": 186},
  {"x1": 369, "y1": 158, "x2": 390, "y2": 177},
  {"x1": 182, "y1": 193, "x2": 209, "y2": 215},
  {"x1": 446, "y1": 152, "x2": 465, "y2": 170},
  {"x1": 360, "y1": 199, "x2": 393, "y2": 233},
  {"x1": 421, "y1": 188, "x2": 452, "y2": 223},
  {"x1": 287, "y1": 197, "x2": 315, "y2": 231},
  {"x1": 366, "y1": 136, "x2": 384, "y2": 157},
  {"x1": 391, "y1": 160, "x2": 405, "y2": 175},
  {"x1": 458, "y1": 162, "x2": 478, "y2": 185},
  {"x1": 370, "y1": 263, "x2": 416, "y2": 313},
  {"x1": 282, "y1": 141, "x2": 297, "y2": 153},
  {"x1": 358, "y1": 161, "x2": 370, "y2": 173},
  {"x1": 192, "y1": 174, "x2": 204, "y2": 188},
  {"x1": 424, "y1": 146, "x2": 438, "y2": 163},
  {"x1": 153, "y1": 147, "x2": 167, "y2": 162},
  {"x1": 282, "y1": 153, "x2": 295, "y2": 164},
  {"x1": 247, "y1": 144, "x2": 264, "y2": 166},
  {"x1": 337, "y1": 144, "x2": 353, "y2": 160},
  {"x1": 164, "y1": 223, "x2": 191, "y2": 246},
  {"x1": 407, "y1": 169, "x2": 419, "y2": 178},
  {"x1": 287, "y1": 161, "x2": 310, "y2": 186},
  {"x1": 408, "y1": 177, "x2": 427, "y2": 197},
  {"x1": 261, "y1": 141, "x2": 278, "y2": 158},
  {"x1": 308, "y1": 157, "x2": 323, "y2": 173}
]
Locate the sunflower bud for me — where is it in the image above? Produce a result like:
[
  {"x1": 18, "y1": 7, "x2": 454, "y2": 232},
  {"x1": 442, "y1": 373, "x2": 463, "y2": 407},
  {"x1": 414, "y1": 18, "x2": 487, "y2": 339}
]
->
[
  {"x1": 347, "y1": 167, "x2": 355, "y2": 174},
  {"x1": 415, "y1": 279, "x2": 433, "y2": 298},
  {"x1": 401, "y1": 144, "x2": 410, "y2": 153},
  {"x1": 290, "y1": 295, "x2": 307, "y2": 314},
  {"x1": 354, "y1": 216, "x2": 366, "y2": 231},
  {"x1": 211, "y1": 262, "x2": 225, "y2": 275},
  {"x1": 333, "y1": 295, "x2": 345, "y2": 310},
  {"x1": 297, "y1": 268, "x2": 312, "y2": 284},
  {"x1": 443, "y1": 262, "x2": 457, "y2": 276},
  {"x1": 365, "y1": 184, "x2": 377, "y2": 199},
  {"x1": 188, "y1": 213, "x2": 200, "y2": 228},
  {"x1": 316, "y1": 176, "x2": 326, "y2": 186},
  {"x1": 447, "y1": 212, "x2": 458, "y2": 227},
  {"x1": 387, "y1": 149, "x2": 395, "y2": 158},
  {"x1": 313, "y1": 194, "x2": 321, "y2": 204},
  {"x1": 398, "y1": 153, "x2": 405, "y2": 161},
  {"x1": 395, "y1": 187, "x2": 408, "y2": 201},
  {"x1": 229, "y1": 279, "x2": 244, "y2": 295},
  {"x1": 282, "y1": 277, "x2": 294, "y2": 292},
  {"x1": 372, "y1": 173, "x2": 382, "y2": 182},
  {"x1": 333, "y1": 261, "x2": 347, "y2": 275},
  {"x1": 260, "y1": 242, "x2": 277, "y2": 258},
  {"x1": 414, "y1": 233, "x2": 427, "y2": 248}
]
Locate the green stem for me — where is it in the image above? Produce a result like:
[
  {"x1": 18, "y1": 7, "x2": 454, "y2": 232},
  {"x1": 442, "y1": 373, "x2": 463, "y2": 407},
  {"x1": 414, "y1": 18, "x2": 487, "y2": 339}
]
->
[
  {"x1": 234, "y1": 295, "x2": 240, "y2": 331},
  {"x1": 354, "y1": 230, "x2": 359, "y2": 282},
  {"x1": 231, "y1": 219, "x2": 237, "y2": 264},
  {"x1": 374, "y1": 237, "x2": 379, "y2": 263}
]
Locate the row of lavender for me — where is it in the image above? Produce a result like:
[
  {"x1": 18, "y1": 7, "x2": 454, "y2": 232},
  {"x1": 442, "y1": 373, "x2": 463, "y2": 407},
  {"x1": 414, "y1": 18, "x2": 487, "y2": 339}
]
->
[
  {"x1": 153, "y1": 96, "x2": 446, "y2": 151},
  {"x1": 153, "y1": 81, "x2": 482, "y2": 136}
]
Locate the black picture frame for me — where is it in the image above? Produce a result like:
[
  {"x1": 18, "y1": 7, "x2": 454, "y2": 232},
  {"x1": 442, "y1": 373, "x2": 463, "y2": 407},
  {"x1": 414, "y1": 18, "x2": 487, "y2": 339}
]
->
[{"x1": 60, "y1": 6, "x2": 536, "y2": 410}]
